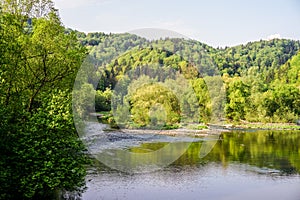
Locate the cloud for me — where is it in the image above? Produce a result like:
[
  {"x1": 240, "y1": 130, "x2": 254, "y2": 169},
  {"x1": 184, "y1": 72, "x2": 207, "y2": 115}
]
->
[{"x1": 267, "y1": 33, "x2": 281, "y2": 40}]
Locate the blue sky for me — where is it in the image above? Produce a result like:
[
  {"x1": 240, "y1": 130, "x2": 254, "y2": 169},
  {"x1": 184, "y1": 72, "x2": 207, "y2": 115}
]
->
[{"x1": 53, "y1": 0, "x2": 300, "y2": 47}]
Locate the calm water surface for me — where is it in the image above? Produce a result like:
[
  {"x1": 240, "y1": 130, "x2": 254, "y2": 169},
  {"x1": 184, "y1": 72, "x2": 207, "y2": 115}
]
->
[{"x1": 82, "y1": 124, "x2": 300, "y2": 200}]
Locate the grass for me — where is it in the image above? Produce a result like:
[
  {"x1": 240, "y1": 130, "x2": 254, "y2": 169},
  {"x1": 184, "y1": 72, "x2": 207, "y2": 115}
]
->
[
  {"x1": 96, "y1": 111, "x2": 300, "y2": 131},
  {"x1": 233, "y1": 122, "x2": 300, "y2": 130}
]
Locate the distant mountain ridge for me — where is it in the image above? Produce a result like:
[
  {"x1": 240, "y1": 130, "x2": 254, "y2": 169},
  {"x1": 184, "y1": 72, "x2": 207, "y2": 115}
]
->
[{"x1": 71, "y1": 29, "x2": 300, "y2": 78}]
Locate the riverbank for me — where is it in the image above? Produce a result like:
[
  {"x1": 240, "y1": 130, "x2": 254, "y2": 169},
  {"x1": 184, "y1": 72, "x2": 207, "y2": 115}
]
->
[
  {"x1": 228, "y1": 121, "x2": 300, "y2": 131},
  {"x1": 93, "y1": 113, "x2": 300, "y2": 134},
  {"x1": 101, "y1": 123, "x2": 299, "y2": 139},
  {"x1": 105, "y1": 123, "x2": 300, "y2": 137}
]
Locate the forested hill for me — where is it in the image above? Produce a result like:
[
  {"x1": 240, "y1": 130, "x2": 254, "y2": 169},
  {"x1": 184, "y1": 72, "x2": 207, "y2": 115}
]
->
[
  {"x1": 100, "y1": 47, "x2": 200, "y2": 89},
  {"x1": 275, "y1": 51, "x2": 300, "y2": 85},
  {"x1": 214, "y1": 39, "x2": 300, "y2": 76},
  {"x1": 74, "y1": 30, "x2": 300, "y2": 124},
  {"x1": 74, "y1": 30, "x2": 300, "y2": 77}
]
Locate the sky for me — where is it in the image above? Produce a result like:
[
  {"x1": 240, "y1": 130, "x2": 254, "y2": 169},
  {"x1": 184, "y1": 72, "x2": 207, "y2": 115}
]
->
[{"x1": 53, "y1": 0, "x2": 300, "y2": 47}]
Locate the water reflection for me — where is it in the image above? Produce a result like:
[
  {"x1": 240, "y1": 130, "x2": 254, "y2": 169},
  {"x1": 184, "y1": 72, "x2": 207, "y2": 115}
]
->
[
  {"x1": 83, "y1": 130, "x2": 300, "y2": 200},
  {"x1": 207, "y1": 131, "x2": 300, "y2": 175},
  {"x1": 123, "y1": 130, "x2": 300, "y2": 175}
]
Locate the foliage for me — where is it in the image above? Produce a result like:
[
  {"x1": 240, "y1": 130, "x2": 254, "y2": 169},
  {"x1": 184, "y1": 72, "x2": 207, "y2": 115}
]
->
[
  {"x1": 65, "y1": 21, "x2": 300, "y2": 125},
  {"x1": 191, "y1": 78, "x2": 211, "y2": 122},
  {"x1": 263, "y1": 83, "x2": 300, "y2": 122},
  {"x1": 0, "y1": 91, "x2": 89, "y2": 199},
  {"x1": 95, "y1": 87, "x2": 112, "y2": 112},
  {"x1": 225, "y1": 77, "x2": 250, "y2": 120},
  {"x1": 75, "y1": 31, "x2": 148, "y2": 67},
  {"x1": 0, "y1": 2, "x2": 89, "y2": 199},
  {"x1": 4, "y1": 0, "x2": 300, "y2": 198},
  {"x1": 130, "y1": 83, "x2": 181, "y2": 127},
  {"x1": 78, "y1": 31, "x2": 300, "y2": 79},
  {"x1": 275, "y1": 51, "x2": 300, "y2": 85},
  {"x1": 213, "y1": 39, "x2": 300, "y2": 77}
]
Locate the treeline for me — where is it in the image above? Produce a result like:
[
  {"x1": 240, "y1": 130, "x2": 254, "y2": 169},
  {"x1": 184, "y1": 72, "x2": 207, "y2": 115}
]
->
[
  {"x1": 214, "y1": 39, "x2": 300, "y2": 76},
  {"x1": 0, "y1": 1, "x2": 89, "y2": 199},
  {"x1": 76, "y1": 30, "x2": 300, "y2": 76},
  {"x1": 77, "y1": 31, "x2": 300, "y2": 125}
]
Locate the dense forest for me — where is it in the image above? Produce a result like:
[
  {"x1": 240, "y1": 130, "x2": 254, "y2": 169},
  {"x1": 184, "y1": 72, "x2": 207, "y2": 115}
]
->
[
  {"x1": 0, "y1": 1, "x2": 89, "y2": 199},
  {"x1": 1, "y1": 0, "x2": 300, "y2": 199},
  {"x1": 76, "y1": 30, "x2": 300, "y2": 126}
]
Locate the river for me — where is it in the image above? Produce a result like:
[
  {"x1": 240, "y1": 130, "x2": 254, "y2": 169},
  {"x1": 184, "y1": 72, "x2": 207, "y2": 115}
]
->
[{"x1": 80, "y1": 122, "x2": 300, "y2": 200}]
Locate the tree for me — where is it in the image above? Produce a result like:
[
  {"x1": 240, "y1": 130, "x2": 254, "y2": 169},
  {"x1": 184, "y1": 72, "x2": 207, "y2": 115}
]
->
[
  {"x1": 263, "y1": 83, "x2": 300, "y2": 122},
  {"x1": 191, "y1": 78, "x2": 211, "y2": 122},
  {"x1": 225, "y1": 78, "x2": 250, "y2": 121},
  {"x1": 0, "y1": 2, "x2": 89, "y2": 199},
  {"x1": 130, "y1": 83, "x2": 180, "y2": 127},
  {"x1": 1, "y1": 0, "x2": 55, "y2": 18},
  {"x1": 95, "y1": 87, "x2": 112, "y2": 111},
  {"x1": 0, "y1": 91, "x2": 88, "y2": 199}
]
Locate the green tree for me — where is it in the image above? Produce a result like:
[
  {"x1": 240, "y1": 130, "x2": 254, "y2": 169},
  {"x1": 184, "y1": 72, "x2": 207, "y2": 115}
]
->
[
  {"x1": 263, "y1": 83, "x2": 300, "y2": 122},
  {"x1": 130, "y1": 83, "x2": 180, "y2": 127},
  {"x1": 0, "y1": 91, "x2": 88, "y2": 199},
  {"x1": 0, "y1": 2, "x2": 89, "y2": 199},
  {"x1": 225, "y1": 78, "x2": 250, "y2": 121},
  {"x1": 191, "y1": 78, "x2": 211, "y2": 122},
  {"x1": 95, "y1": 87, "x2": 112, "y2": 111}
]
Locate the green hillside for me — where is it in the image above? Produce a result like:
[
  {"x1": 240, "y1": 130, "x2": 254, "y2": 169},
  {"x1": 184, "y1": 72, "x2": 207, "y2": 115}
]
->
[
  {"x1": 214, "y1": 39, "x2": 300, "y2": 76},
  {"x1": 105, "y1": 47, "x2": 199, "y2": 85},
  {"x1": 77, "y1": 31, "x2": 300, "y2": 77},
  {"x1": 75, "y1": 31, "x2": 300, "y2": 124},
  {"x1": 275, "y1": 51, "x2": 300, "y2": 85}
]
